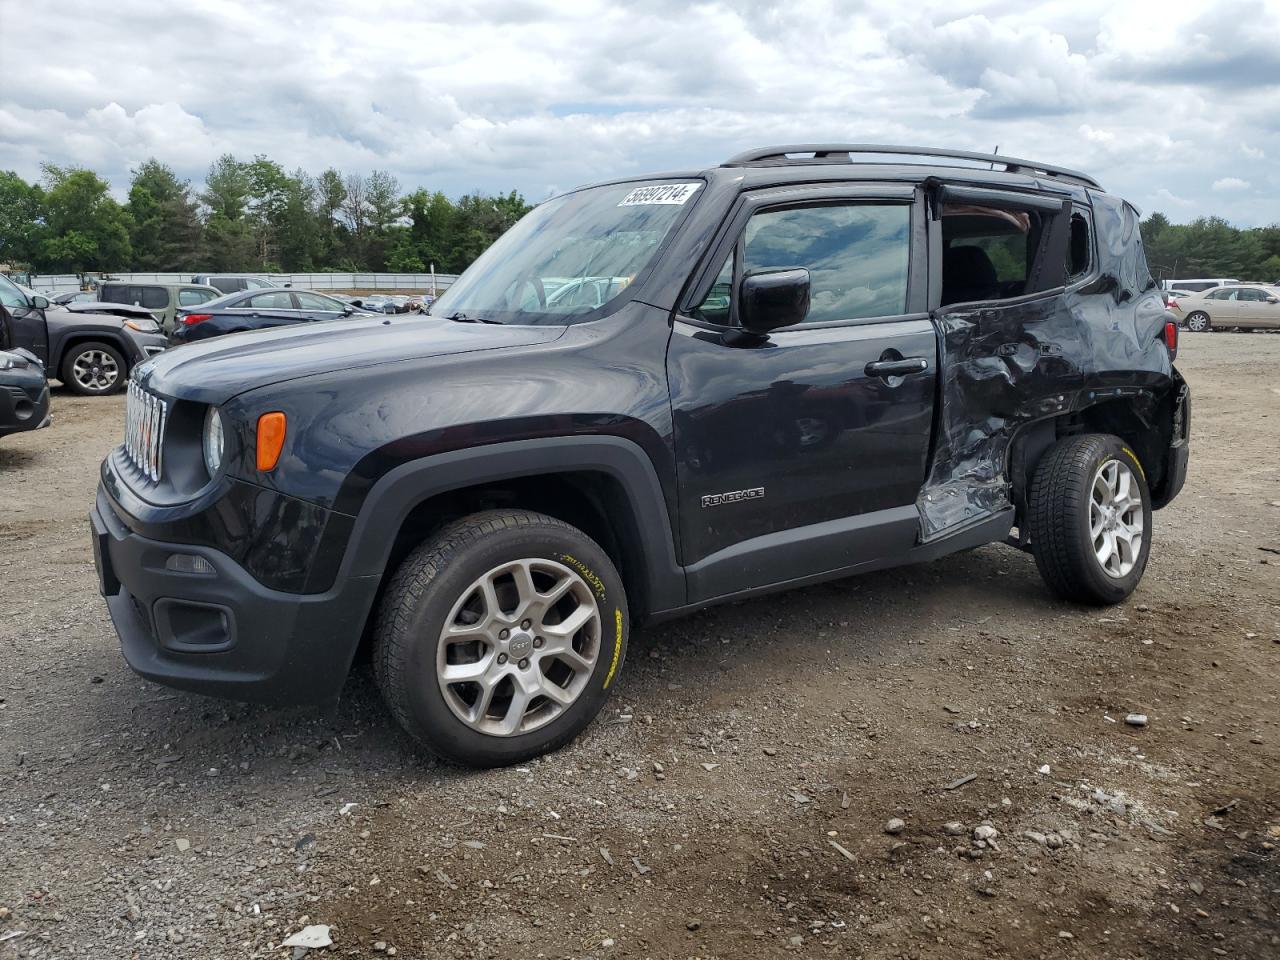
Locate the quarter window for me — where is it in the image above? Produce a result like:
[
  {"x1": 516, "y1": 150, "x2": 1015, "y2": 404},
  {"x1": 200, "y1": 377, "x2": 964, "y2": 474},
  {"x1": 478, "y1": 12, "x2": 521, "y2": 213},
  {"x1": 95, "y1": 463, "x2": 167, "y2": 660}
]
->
[{"x1": 1068, "y1": 211, "x2": 1091, "y2": 278}]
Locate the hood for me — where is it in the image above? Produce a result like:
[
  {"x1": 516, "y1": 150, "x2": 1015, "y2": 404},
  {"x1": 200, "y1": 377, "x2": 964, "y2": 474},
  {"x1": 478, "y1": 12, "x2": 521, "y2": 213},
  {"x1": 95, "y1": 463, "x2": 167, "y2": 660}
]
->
[{"x1": 137, "y1": 315, "x2": 568, "y2": 404}]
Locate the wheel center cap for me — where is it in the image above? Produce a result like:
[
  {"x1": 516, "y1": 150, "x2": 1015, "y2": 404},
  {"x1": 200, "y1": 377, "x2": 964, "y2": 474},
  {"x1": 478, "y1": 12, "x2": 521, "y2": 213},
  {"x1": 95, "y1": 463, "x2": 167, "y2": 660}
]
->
[{"x1": 507, "y1": 630, "x2": 534, "y2": 659}]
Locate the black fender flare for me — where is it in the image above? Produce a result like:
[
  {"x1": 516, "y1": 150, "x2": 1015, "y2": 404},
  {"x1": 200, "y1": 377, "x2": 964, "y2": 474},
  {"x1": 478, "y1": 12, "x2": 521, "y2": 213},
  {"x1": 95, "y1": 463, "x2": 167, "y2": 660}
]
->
[{"x1": 337, "y1": 435, "x2": 687, "y2": 613}]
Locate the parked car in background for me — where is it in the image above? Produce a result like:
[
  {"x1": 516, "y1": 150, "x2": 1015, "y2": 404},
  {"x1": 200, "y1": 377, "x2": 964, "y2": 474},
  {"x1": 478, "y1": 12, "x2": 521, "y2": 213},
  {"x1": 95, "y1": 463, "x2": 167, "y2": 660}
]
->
[
  {"x1": 1162, "y1": 289, "x2": 1195, "y2": 309},
  {"x1": 51, "y1": 291, "x2": 97, "y2": 305},
  {"x1": 353, "y1": 295, "x2": 394, "y2": 314},
  {"x1": 0, "y1": 348, "x2": 51, "y2": 439},
  {"x1": 1169, "y1": 284, "x2": 1280, "y2": 331},
  {"x1": 171, "y1": 288, "x2": 376, "y2": 343},
  {"x1": 0, "y1": 275, "x2": 166, "y2": 395},
  {"x1": 1162, "y1": 277, "x2": 1239, "y2": 293},
  {"x1": 99, "y1": 281, "x2": 222, "y2": 333},
  {"x1": 190, "y1": 274, "x2": 277, "y2": 295}
]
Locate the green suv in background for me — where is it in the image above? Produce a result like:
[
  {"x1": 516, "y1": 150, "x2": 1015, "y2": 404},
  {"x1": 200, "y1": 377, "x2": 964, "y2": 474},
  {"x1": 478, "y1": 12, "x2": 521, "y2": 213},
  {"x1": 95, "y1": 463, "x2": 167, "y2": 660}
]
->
[{"x1": 98, "y1": 282, "x2": 222, "y2": 333}]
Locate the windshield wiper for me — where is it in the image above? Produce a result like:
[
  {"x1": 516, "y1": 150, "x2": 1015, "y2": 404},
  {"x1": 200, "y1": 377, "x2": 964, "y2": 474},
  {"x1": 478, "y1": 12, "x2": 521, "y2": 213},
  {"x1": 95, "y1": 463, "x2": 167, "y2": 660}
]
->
[{"x1": 446, "y1": 312, "x2": 503, "y2": 325}]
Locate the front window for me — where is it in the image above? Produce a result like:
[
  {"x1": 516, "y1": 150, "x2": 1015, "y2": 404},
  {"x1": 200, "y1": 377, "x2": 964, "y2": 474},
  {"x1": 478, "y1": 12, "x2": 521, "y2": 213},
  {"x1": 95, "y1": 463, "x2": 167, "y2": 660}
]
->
[
  {"x1": 0, "y1": 275, "x2": 28, "y2": 309},
  {"x1": 429, "y1": 180, "x2": 703, "y2": 325},
  {"x1": 244, "y1": 291, "x2": 295, "y2": 309}
]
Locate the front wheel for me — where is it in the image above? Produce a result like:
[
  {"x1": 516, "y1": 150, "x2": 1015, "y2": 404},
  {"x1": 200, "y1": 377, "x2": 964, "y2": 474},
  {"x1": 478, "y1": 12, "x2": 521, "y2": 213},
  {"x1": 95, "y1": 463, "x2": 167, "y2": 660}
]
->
[
  {"x1": 373, "y1": 510, "x2": 628, "y2": 767},
  {"x1": 1027, "y1": 434, "x2": 1152, "y2": 605},
  {"x1": 1185, "y1": 311, "x2": 1211, "y2": 332},
  {"x1": 61, "y1": 341, "x2": 126, "y2": 395}
]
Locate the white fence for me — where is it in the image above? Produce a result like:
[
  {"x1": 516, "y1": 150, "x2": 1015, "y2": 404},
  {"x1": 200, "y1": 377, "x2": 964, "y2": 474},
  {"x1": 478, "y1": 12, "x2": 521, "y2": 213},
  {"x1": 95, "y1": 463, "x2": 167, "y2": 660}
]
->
[{"x1": 25, "y1": 272, "x2": 460, "y2": 295}]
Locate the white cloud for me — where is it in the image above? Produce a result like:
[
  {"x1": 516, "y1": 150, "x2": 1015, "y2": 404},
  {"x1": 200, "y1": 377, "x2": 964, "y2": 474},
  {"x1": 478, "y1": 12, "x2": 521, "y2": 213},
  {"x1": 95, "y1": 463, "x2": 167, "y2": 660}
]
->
[
  {"x1": 1211, "y1": 177, "x2": 1251, "y2": 192},
  {"x1": 0, "y1": 0, "x2": 1278, "y2": 223}
]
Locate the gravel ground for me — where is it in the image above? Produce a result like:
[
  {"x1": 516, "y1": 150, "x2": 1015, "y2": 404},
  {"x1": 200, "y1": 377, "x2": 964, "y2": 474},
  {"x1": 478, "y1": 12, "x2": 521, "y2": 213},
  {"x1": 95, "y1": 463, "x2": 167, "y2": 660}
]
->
[{"x1": 1, "y1": 333, "x2": 1277, "y2": 959}]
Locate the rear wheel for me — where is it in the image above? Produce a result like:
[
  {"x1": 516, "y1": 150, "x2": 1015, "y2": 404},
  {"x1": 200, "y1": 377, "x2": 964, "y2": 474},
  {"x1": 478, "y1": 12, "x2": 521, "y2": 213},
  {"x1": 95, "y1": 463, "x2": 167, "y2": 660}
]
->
[
  {"x1": 61, "y1": 341, "x2": 126, "y2": 395},
  {"x1": 373, "y1": 510, "x2": 628, "y2": 767},
  {"x1": 1027, "y1": 434, "x2": 1152, "y2": 605},
  {"x1": 1185, "y1": 311, "x2": 1211, "y2": 332}
]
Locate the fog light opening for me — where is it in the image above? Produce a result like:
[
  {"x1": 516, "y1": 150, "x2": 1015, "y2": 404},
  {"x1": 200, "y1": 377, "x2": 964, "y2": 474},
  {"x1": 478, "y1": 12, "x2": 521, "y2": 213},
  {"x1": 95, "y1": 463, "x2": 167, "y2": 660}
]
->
[{"x1": 164, "y1": 553, "x2": 216, "y2": 575}]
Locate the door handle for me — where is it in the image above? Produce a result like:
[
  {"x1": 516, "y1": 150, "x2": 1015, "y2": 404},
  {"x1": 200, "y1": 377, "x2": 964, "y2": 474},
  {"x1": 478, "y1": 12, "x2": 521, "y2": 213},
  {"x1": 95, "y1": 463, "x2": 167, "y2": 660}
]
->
[{"x1": 865, "y1": 357, "x2": 929, "y2": 378}]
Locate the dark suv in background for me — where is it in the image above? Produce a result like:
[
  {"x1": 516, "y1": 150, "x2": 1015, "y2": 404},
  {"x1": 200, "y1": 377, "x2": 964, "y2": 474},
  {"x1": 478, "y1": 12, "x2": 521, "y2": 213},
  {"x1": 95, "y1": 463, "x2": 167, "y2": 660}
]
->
[{"x1": 91, "y1": 144, "x2": 1189, "y2": 766}]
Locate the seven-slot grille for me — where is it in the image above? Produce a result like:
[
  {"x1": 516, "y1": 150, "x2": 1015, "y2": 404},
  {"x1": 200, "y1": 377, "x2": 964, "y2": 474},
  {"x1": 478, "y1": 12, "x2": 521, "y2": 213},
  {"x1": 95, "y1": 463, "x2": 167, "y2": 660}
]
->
[{"x1": 124, "y1": 380, "x2": 168, "y2": 482}]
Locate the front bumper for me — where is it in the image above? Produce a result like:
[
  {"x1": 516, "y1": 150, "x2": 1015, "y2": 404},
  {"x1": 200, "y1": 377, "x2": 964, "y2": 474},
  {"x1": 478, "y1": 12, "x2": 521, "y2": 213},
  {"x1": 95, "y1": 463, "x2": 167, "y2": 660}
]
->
[
  {"x1": 0, "y1": 369, "x2": 51, "y2": 437},
  {"x1": 91, "y1": 485, "x2": 380, "y2": 704}
]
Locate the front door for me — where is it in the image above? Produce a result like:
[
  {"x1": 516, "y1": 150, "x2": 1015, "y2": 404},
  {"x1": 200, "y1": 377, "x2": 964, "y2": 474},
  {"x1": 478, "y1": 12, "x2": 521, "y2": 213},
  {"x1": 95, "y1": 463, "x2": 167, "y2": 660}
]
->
[
  {"x1": 667, "y1": 187, "x2": 937, "y2": 600},
  {"x1": 0, "y1": 275, "x2": 47, "y2": 364}
]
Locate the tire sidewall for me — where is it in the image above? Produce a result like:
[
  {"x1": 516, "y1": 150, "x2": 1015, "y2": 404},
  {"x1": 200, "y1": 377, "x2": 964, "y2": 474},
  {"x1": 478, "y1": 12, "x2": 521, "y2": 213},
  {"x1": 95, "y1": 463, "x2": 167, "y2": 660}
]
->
[
  {"x1": 1073, "y1": 438, "x2": 1153, "y2": 603},
  {"x1": 62, "y1": 341, "x2": 127, "y2": 395},
  {"x1": 395, "y1": 521, "x2": 628, "y2": 766}
]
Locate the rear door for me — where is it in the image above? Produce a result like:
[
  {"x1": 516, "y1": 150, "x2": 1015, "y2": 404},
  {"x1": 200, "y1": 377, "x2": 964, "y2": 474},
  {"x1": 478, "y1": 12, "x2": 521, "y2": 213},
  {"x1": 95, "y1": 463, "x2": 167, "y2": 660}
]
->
[
  {"x1": 667, "y1": 183, "x2": 937, "y2": 600},
  {"x1": 919, "y1": 182, "x2": 1077, "y2": 540}
]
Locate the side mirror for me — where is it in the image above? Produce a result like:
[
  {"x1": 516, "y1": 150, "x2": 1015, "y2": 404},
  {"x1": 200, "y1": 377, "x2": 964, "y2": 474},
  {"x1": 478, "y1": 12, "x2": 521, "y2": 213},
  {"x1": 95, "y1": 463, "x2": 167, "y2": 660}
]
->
[
  {"x1": 1267, "y1": 296, "x2": 1278, "y2": 304},
  {"x1": 739, "y1": 268, "x2": 810, "y2": 334},
  {"x1": 30, "y1": 295, "x2": 50, "y2": 310},
  {"x1": 343, "y1": 306, "x2": 355, "y2": 316}
]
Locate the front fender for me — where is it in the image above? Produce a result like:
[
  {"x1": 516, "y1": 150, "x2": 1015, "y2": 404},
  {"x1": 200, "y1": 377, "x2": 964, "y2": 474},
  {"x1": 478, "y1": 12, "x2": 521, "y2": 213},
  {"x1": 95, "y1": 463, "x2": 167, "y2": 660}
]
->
[{"x1": 338, "y1": 435, "x2": 686, "y2": 613}]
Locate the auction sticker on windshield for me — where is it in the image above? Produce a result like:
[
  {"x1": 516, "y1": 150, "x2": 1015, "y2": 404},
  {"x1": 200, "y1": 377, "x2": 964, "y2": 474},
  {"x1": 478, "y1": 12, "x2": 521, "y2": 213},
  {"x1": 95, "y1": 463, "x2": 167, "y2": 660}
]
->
[{"x1": 618, "y1": 183, "x2": 702, "y2": 206}]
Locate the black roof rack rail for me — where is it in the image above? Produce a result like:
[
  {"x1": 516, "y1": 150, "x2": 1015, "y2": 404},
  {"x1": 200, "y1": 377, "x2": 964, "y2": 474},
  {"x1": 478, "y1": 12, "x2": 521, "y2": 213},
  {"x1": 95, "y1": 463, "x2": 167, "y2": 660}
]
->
[{"x1": 722, "y1": 143, "x2": 1102, "y2": 190}]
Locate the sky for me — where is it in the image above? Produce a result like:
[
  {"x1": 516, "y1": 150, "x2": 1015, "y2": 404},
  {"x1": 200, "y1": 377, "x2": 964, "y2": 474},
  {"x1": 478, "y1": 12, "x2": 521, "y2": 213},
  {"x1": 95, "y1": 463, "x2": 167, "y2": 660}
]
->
[{"x1": 1, "y1": 0, "x2": 1278, "y2": 225}]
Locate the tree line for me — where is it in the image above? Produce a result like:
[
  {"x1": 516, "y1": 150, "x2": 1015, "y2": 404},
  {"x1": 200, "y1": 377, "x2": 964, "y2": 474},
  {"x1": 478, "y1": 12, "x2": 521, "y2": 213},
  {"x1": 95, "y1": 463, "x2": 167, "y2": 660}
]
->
[
  {"x1": 1141, "y1": 214, "x2": 1280, "y2": 283},
  {"x1": 2, "y1": 157, "x2": 1278, "y2": 284},
  {"x1": 0, "y1": 156, "x2": 534, "y2": 276}
]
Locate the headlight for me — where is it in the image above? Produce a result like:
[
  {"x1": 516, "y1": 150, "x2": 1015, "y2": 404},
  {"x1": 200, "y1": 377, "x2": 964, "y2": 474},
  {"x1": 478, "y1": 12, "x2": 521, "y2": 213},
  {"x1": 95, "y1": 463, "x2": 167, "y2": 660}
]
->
[
  {"x1": 203, "y1": 407, "x2": 225, "y2": 476},
  {"x1": 0, "y1": 353, "x2": 29, "y2": 370}
]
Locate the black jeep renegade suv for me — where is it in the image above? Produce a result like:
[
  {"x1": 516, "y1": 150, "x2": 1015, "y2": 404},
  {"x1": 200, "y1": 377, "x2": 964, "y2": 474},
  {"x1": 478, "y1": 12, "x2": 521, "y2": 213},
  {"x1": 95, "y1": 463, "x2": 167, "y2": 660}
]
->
[{"x1": 91, "y1": 144, "x2": 1190, "y2": 766}]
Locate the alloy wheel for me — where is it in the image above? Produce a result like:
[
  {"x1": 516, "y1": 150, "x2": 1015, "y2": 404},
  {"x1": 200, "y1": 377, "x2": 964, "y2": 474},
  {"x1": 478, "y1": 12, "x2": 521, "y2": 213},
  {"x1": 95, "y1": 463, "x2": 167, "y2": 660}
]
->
[
  {"x1": 436, "y1": 558, "x2": 601, "y2": 736},
  {"x1": 71, "y1": 350, "x2": 120, "y2": 392},
  {"x1": 1089, "y1": 459, "x2": 1144, "y2": 579}
]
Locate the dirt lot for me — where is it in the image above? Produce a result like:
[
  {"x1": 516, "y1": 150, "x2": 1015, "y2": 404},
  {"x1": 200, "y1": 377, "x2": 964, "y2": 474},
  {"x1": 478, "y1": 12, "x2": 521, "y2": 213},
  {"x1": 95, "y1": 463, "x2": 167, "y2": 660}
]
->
[{"x1": 1, "y1": 334, "x2": 1277, "y2": 959}]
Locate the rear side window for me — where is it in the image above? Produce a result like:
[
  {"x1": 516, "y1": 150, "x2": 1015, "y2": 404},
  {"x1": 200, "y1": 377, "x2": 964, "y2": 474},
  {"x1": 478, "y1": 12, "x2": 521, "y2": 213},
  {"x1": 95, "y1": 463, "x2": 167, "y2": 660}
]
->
[
  {"x1": 179, "y1": 288, "x2": 215, "y2": 306},
  {"x1": 211, "y1": 278, "x2": 238, "y2": 294},
  {"x1": 100, "y1": 285, "x2": 129, "y2": 304},
  {"x1": 138, "y1": 286, "x2": 168, "y2": 309},
  {"x1": 940, "y1": 204, "x2": 1040, "y2": 304}
]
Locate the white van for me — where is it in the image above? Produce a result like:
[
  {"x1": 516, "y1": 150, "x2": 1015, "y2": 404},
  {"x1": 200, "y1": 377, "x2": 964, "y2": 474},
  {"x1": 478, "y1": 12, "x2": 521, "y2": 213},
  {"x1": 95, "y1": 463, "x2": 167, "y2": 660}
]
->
[{"x1": 1163, "y1": 278, "x2": 1239, "y2": 292}]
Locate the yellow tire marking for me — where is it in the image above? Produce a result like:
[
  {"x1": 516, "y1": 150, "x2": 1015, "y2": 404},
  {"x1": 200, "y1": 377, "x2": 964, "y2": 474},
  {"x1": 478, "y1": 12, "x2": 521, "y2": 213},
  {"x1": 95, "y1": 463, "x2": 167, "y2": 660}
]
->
[
  {"x1": 1121, "y1": 446, "x2": 1146, "y2": 481},
  {"x1": 603, "y1": 608, "x2": 623, "y2": 689}
]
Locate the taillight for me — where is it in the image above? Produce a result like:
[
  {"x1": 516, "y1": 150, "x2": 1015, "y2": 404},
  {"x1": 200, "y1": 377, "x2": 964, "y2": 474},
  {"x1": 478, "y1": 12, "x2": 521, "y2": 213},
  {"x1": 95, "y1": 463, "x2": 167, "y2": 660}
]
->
[
  {"x1": 181, "y1": 313, "x2": 212, "y2": 326},
  {"x1": 1162, "y1": 320, "x2": 1178, "y2": 359}
]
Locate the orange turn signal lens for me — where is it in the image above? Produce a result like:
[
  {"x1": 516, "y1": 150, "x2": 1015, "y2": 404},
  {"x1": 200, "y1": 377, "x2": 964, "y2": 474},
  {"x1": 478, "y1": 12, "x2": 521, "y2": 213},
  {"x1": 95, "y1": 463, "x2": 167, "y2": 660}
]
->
[{"x1": 256, "y1": 412, "x2": 287, "y2": 471}]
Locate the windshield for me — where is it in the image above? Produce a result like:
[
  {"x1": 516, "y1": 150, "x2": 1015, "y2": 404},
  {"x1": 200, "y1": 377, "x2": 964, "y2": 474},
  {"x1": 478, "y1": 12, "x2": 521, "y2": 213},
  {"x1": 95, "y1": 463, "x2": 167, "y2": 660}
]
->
[{"x1": 430, "y1": 179, "x2": 703, "y2": 324}]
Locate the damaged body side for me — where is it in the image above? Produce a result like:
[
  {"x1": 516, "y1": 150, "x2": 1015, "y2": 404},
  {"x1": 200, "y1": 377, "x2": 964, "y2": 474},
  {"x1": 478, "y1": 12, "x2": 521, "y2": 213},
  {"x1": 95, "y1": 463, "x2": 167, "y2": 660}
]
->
[{"x1": 917, "y1": 190, "x2": 1186, "y2": 541}]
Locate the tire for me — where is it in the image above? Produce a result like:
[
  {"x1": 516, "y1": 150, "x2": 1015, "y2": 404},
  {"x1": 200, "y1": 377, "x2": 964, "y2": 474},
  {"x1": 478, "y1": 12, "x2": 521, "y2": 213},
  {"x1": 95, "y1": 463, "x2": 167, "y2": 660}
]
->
[
  {"x1": 1185, "y1": 311, "x2": 1211, "y2": 333},
  {"x1": 373, "y1": 510, "x2": 629, "y2": 767},
  {"x1": 60, "y1": 341, "x2": 127, "y2": 395},
  {"x1": 1027, "y1": 434, "x2": 1152, "y2": 606}
]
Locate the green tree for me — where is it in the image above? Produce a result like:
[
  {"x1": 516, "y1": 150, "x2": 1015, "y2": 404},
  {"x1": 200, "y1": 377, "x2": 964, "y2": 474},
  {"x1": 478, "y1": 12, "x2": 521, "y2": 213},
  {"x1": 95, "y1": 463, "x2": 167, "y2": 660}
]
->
[
  {"x1": 126, "y1": 159, "x2": 202, "y2": 270},
  {"x1": 0, "y1": 171, "x2": 46, "y2": 268},
  {"x1": 37, "y1": 164, "x2": 132, "y2": 271}
]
